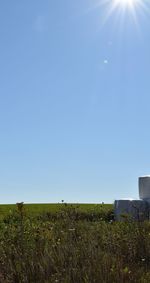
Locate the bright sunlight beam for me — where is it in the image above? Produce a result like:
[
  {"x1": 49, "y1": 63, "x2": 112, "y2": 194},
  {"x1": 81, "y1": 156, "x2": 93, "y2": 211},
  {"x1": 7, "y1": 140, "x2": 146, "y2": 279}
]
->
[{"x1": 97, "y1": 0, "x2": 148, "y2": 31}]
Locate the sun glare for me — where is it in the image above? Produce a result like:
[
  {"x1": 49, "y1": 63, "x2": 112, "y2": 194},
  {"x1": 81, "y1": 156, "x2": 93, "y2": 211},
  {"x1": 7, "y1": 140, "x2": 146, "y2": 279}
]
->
[
  {"x1": 114, "y1": 0, "x2": 136, "y2": 8},
  {"x1": 97, "y1": 0, "x2": 148, "y2": 30}
]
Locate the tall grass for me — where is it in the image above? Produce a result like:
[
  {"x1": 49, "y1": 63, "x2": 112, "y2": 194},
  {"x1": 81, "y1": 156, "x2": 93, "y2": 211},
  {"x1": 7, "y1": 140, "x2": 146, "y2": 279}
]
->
[{"x1": 0, "y1": 203, "x2": 150, "y2": 282}]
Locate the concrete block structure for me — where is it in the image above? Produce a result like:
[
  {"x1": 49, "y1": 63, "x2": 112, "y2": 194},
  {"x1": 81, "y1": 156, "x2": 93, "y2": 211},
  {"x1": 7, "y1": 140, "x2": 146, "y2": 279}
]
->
[{"x1": 114, "y1": 176, "x2": 150, "y2": 221}]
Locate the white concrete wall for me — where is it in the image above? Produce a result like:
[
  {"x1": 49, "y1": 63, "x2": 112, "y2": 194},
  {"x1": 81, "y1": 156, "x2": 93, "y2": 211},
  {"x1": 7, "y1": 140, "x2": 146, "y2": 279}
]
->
[{"x1": 114, "y1": 199, "x2": 149, "y2": 221}]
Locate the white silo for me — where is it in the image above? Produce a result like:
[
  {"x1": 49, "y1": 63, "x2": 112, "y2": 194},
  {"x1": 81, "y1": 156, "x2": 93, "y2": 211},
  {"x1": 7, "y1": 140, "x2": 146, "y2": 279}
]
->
[{"x1": 139, "y1": 176, "x2": 150, "y2": 202}]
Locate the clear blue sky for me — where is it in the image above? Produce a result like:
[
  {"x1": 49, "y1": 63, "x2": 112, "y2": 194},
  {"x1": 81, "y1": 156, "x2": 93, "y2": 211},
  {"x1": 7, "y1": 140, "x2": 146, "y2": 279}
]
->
[{"x1": 0, "y1": 0, "x2": 150, "y2": 203}]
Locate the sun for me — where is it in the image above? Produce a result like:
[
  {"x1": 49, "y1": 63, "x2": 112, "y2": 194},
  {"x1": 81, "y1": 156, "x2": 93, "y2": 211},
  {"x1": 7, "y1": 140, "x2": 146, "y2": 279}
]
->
[
  {"x1": 115, "y1": 0, "x2": 135, "y2": 5},
  {"x1": 98, "y1": 0, "x2": 147, "y2": 29},
  {"x1": 89, "y1": 0, "x2": 148, "y2": 31},
  {"x1": 114, "y1": 0, "x2": 137, "y2": 9}
]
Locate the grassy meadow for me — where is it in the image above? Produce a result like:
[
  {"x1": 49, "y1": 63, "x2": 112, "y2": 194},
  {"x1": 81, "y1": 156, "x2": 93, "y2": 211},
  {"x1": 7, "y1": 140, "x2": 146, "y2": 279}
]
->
[
  {"x1": 0, "y1": 203, "x2": 150, "y2": 282},
  {"x1": 0, "y1": 203, "x2": 112, "y2": 219}
]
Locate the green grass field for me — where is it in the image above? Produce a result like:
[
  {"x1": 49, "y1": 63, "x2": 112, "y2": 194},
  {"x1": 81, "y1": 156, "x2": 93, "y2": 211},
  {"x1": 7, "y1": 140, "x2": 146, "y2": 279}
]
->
[
  {"x1": 1, "y1": 202, "x2": 150, "y2": 282},
  {"x1": 0, "y1": 203, "x2": 113, "y2": 219}
]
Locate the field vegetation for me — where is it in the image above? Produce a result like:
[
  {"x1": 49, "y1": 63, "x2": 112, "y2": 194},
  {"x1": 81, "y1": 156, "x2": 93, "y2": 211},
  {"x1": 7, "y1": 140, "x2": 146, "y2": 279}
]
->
[
  {"x1": 0, "y1": 203, "x2": 112, "y2": 220},
  {"x1": 0, "y1": 203, "x2": 150, "y2": 282}
]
